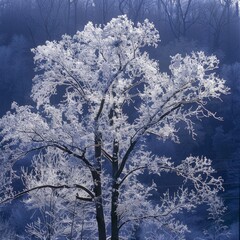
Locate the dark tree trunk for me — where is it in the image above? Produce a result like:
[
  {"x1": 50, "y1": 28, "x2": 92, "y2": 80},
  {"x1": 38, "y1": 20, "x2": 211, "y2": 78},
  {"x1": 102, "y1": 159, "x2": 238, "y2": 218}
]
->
[
  {"x1": 93, "y1": 131, "x2": 107, "y2": 240},
  {"x1": 236, "y1": 2, "x2": 239, "y2": 17},
  {"x1": 73, "y1": 0, "x2": 78, "y2": 33},
  {"x1": 111, "y1": 182, "x2": 119, "y2": 240},
  {"x1": 92, "y1": 170, "x2": 107, "y2": 240},
  {"x1": 66, "y1": 0, "x2": 70, "y2": 34},
  {"x1": 111, "y1": 139, "x2": 120, "y2": 240}
]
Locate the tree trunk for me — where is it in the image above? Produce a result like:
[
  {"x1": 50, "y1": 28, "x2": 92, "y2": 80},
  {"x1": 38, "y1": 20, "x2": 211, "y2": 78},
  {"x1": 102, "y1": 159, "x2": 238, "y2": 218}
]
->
[
  {"x1": 73, "y1": 0, "x2": 78, "y2": 32},
  {"x1": 66, "y1": 0, "x2": 70, "y2": 34},
  {"x1": 111, "y1": 182, "x2": 119, "y2": 240},
  {"x1": 236, "y1": 2, "x2": 239, "y2": 17},
  {"x1": 93, "y1": 171, "x2": 107, "y2": 240},
  {"x1": 111, "y1": 139, "x2": 119, "y2": 240},
  {"x1": 93, "y1": 131, "x2": 107, "y2": 240}
]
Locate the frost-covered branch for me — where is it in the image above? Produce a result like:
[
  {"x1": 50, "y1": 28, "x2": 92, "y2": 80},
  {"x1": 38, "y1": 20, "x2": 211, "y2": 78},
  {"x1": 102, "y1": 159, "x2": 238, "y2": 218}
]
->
[{"x1": 0, "y1": 184, "x2": 94, "y2": 205}]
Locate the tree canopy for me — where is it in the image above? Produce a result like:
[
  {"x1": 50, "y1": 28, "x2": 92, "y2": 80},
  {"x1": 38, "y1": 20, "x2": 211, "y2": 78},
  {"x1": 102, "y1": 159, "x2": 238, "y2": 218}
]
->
[{"x1": 0, "y1": 15, "x2": 230, "y2": 240}]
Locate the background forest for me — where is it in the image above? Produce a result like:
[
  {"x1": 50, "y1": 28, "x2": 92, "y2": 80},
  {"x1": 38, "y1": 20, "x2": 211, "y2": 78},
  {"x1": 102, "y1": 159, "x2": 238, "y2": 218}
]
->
[{"x1": 0, "y1": 0, "x2": 239, "y2": 239}]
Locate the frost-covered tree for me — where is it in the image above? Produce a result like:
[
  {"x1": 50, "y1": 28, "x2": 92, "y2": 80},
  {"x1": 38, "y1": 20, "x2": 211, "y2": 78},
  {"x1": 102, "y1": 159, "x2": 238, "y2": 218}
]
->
[
  {"x1": 0, "y1": 16, "x2": 229, "y2": 240},
  {"x1": 0, "y1": 218, "x2": 15, "y2": 240}
]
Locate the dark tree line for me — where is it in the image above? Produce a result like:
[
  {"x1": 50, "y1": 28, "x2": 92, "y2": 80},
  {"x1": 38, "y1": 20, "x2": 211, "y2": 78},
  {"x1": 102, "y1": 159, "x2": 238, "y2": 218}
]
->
[{"x1": 0, "y1": 0, "x2": 239, "y2": 50}]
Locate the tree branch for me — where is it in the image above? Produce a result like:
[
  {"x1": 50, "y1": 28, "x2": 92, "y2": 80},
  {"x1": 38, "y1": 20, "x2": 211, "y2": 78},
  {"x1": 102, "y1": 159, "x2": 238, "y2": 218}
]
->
[
  {"x1": 52, "y1": 143, "x2": 93, "y2": 169},
  {"x1": 119, "y1": 166, "x2": 147, "y2": 186},
  {"x1": 118, "y1": 203, "x2": 187, "y2": 230},
  {"x1": 101, "y1": 148, "x2": 113, "y2": 162},
  {"x1": 74, "y1": 184, "x2": 94, "y2": 199},
  {"x1": 0, "y1": 184, "x2": 94, "y2": 205},
  {"x1": 116, "y1": 140, "x2": 137, "y2": 179}
]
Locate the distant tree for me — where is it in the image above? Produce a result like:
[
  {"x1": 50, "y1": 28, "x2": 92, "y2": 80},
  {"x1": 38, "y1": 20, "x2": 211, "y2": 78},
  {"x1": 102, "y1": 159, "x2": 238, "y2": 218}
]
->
[
  {"x1": 200, "y1": 0, "x2": 237, "y2": 51},
  {"x1": 117, "y1": 0, "x2": 153, "y2": 22},
  {"x1": 0, "y1": 16, "x2": 229, "y2": 240},
  {"x1": 0, "y1": 218, "x2": 15, "y2": 240},
  {"x1": 159, "y1": 0, "x2": 200, "y2": 39},
  {"x1": 0, "y1": 35, "x2": 32, "y2": 115},
  {"x1": 65, "y1": 0, "x2": 95, "y2": 34},
  {"x1": 195, "y1": 196, "x2": 231, "y2": 240}
]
